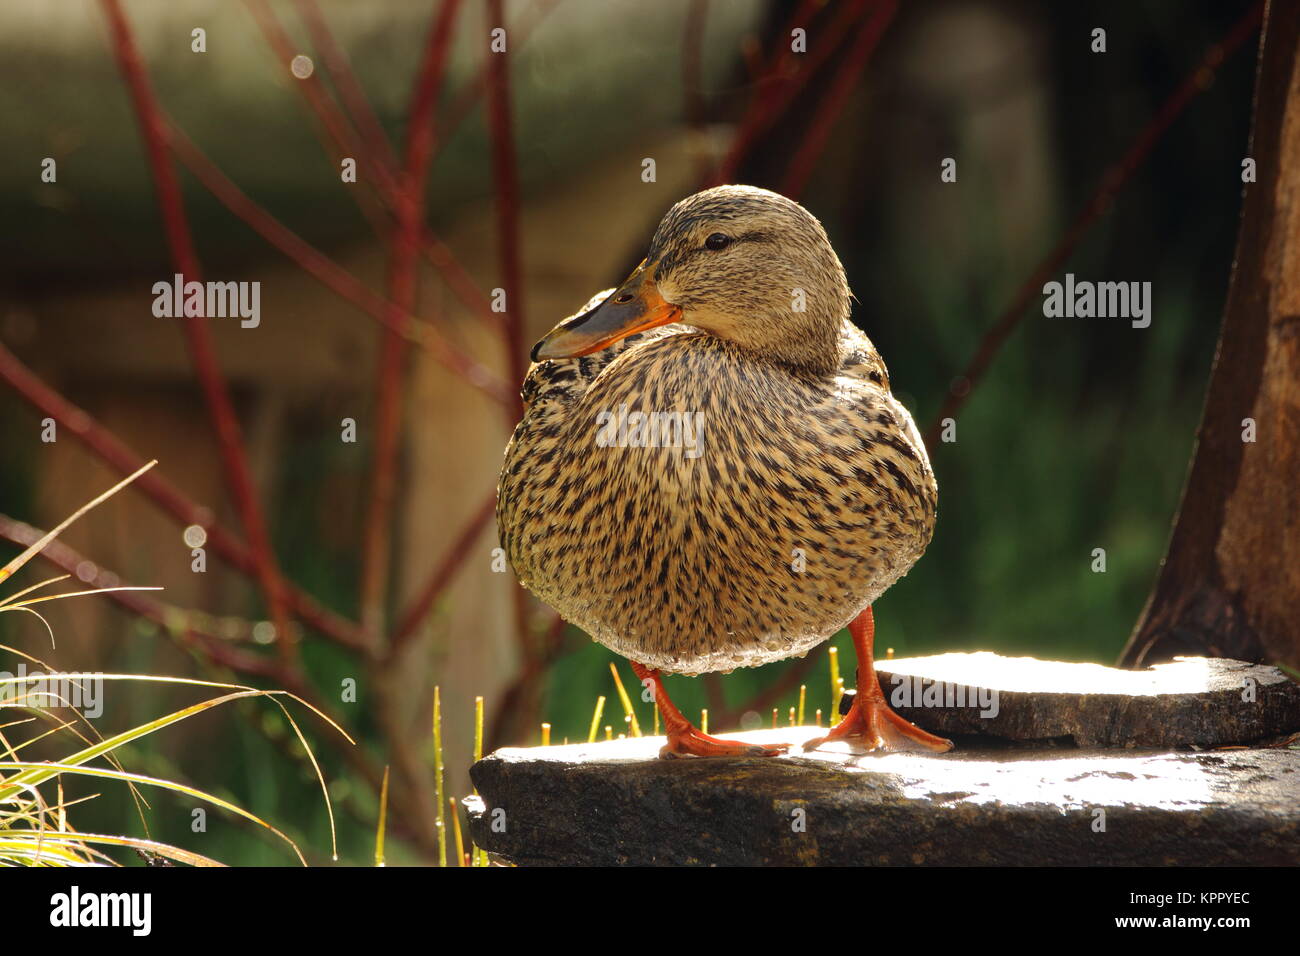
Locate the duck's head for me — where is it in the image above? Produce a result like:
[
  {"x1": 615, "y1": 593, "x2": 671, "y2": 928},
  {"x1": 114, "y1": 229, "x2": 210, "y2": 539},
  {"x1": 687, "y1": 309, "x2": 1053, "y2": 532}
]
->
[{"x1": 532, "y1": 185, "x2": 851, "y2": 372}]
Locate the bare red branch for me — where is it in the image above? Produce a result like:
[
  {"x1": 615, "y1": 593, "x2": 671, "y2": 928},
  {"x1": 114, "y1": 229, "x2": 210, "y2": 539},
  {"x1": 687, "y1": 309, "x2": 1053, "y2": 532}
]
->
[
  {"x1": 484, "y1": 0, "x2": 538, "y2": 705},
  {"x1": 391, "y1": 490, "x2": 498, "y2": 651},
  {"x1": 361, "y1": 0, "x2": 464, "y2": 636},
  {"x1": 163, "y1": 124, "x2": 510, "y2": 404},
  {"x1": 487, "y1": 609, "x2": 569, "y2": 749},
  {"x1": 709, "y1": 0, "x2": 844, "y2": 187},
  {"x1": 247, "y1": 0, "x2": 545, "y2": 345},
  {"x1": 485, "y1": 0, "x2": 528, "y2": 420},
  {"x1": 0, "y1": 515, "x2": 286, "y2": 680},
  {"x1": 439, "y1": 0, "x2": 562, "y2": 155},
  {"x1": 244, "y1": 0, "x2": 402, "y2": 202},
  {"x1": 682, "y1": 0, "x2": 709, "y2": 180},
  {"x1": 291, "y1": 0, "x2": 402, "y2": 178},
  {"x1": 100, "y1": 0, "x2": 295, "y2": 663},
  {"x1": 721, "y1": 645, "x2": 825, "y2": 729},
  {"x1": 0, "y1": 341, "x2": 368, "y2": 654},
  {"x1": 780, "y1": 1, "x2": 898, "y2": 198}
]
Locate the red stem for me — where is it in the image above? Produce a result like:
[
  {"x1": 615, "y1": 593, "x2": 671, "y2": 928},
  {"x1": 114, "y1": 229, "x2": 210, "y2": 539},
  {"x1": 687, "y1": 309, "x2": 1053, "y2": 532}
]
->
[
  {"x1": 251, "y1": 0, "x2": 536, "y2": 352},
  {"x1": 486, "y1": 610, "x2": 568, "y2": 749},
  {"x1": 244, "y1": 0, "x2": 504, "y2": 344},
  {"x1": 0, "y1": 341, "x2": 369, "y2": 654},
  {"x1": 721, "y1": 645, "x2": 825, "y2": 728},
  {"x1": 163, "y1": 123, "x2": 510, "y2": 404},
  {"x1": 0, "y1": 515, "x2": 285, "y2": 680},
  {"x1": 0, "y1": 489, "x2": 390, "y2": 850},
  {"x1": 439, "y1": 0, "x2": 562, "y2": 158},
  {"x1": 100, "y1": 0, "x2": 294, "y2": 663},
  {"x1": 390, "y1": 491, "x2": 498, "y2": 650},
  {"x1": 484, "y1": 0, "x2": 536, "y2": 690},
  {"x1": 420, "y1": 228, "x2": 509, "y2": 336},
  {"x1": 244, "y1": 0, "x2": 402, "y2": 202},
  {"x1": 709, "y1": 0, "x2": 839, "y2": 186},
  {"x1": 780, "y1": 1, "x2": 898, "y2": 198},
  {"x1": 682, "y1": 0, "x2": 709, "y2": 181},
  {"x1": 291, "y1": 0, "x2": 402, "y2": 177},
  {"x1": 485, "y1": 0, "x2": 528, "y2": 421},
  {"x1": 361, "y1": 0, "x2": 463, "y2": 636}
]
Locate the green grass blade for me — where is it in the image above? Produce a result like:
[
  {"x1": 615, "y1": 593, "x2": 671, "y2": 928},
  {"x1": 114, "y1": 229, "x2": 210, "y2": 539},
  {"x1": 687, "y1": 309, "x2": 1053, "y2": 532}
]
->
[
  {"x1": 0, "y1": 761, "x2": 305, "y2": 864},
  {"x1": 0, "y1": 461, "x2": 156, "y2": 585}
]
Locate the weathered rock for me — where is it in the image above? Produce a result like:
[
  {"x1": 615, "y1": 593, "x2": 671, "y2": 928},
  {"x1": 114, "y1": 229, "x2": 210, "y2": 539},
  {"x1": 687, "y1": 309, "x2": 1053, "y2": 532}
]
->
[
  {"x1": 874, "y1": 654, "x2": 1300, "y2": 748},
  {"x1": 467, "y1": 729, "x2": 1300, "y2": 866},
  {"x1": 467, "y1": 656, "x2": 1300, "y2": 865}
]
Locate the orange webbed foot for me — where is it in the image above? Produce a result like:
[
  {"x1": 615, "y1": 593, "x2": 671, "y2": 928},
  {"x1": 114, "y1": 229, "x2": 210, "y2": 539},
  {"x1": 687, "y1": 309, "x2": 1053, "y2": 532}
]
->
[
  {"x1": 660, "y1": 728, "x2": 790, "y2": 759},
  {"x1": 802, "y1": 692, "x2": 952, "y2": 754},
  {"x1": 629, "y1": 660, "x2": 791, "y2": 759}
]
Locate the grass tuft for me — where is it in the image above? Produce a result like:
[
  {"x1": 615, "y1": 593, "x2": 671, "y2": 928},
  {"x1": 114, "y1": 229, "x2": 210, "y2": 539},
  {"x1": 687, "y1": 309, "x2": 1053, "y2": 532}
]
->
[
  {"x1": 433, "y1": 686, "x2": 446, "y2": 867},
  {"x1": 608, "y1": 663, "x2": 642, "y2": 737},
  {"x1": 374, "y1": 766, "x2": 390, "y2": 867},
  {"x1": 0, "y1": 462, "x2": 345, "y2": 866},
  {"x1": 586, "y1": 695, "x2": 605, "y2": 744}
]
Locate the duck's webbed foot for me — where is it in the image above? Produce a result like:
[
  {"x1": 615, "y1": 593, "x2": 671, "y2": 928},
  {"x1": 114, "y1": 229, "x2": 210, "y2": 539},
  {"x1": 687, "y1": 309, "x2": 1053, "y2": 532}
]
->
[
  {"x1": 661, "y1": 727, "x2": 789, "y2": 759},
  {"x1": 801, "y1": 688, "x2": 952, "y2": 753},
  {"x1": 801, "y1": 605, "x2": 953, "y2": 755},
  {"x1": 629, "y1": 661, "x2": 789, "y2": 759}
]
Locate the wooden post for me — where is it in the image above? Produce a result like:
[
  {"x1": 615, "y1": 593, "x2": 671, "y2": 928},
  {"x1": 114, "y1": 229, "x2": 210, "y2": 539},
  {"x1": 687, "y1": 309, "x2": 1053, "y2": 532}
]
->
[{"x1": 1121, "y1": 1, "x2": 1300, "y2": 670}]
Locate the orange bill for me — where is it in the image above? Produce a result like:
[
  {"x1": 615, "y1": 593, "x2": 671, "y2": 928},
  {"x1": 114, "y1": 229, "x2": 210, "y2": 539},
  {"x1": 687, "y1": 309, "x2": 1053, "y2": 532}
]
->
[{"x1": 531, "y1": 259, "x2": 682, "y2": 361}]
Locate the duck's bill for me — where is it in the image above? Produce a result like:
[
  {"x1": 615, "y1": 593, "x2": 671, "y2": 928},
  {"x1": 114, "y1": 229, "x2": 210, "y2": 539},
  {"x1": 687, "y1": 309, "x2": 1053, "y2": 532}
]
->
[{"x1": 531, "y1": 261, "x2": 682, "y2": 361}]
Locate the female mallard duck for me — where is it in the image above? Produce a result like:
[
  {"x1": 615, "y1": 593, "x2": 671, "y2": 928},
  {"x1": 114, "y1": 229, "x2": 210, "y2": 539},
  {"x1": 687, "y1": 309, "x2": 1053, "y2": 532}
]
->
[{"x1": 498, "y1": 185, "x2": 951, "y2": 758}]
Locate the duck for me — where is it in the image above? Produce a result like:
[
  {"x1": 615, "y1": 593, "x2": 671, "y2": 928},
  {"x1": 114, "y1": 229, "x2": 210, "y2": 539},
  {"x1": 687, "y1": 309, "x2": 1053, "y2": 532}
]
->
[{"x1": 497, "y1": 185, "x2": 952, "y2": 758}]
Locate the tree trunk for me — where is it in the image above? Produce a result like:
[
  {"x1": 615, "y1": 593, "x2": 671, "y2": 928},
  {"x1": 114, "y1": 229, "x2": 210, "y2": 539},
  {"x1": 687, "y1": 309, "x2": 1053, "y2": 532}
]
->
[{"x1": 1121, "y1": 1, "x2": 1300, "y2": 670}]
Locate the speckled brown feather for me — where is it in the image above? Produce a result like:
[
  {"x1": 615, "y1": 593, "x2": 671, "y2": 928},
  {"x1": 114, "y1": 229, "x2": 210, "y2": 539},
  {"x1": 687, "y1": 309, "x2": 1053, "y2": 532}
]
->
[{"x1": 497, "y1": 186, "x2": 936, "y2": 676}]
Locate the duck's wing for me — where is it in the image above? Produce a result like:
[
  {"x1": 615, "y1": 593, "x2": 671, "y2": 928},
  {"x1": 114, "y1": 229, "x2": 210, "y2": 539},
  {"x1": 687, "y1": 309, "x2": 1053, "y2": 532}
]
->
[
  {"x1": 520, "y1": 288, "x2": 686, "y2": 410},
  {"x1": 837, "y1": 320, "x2": 892, "y2": 392}
]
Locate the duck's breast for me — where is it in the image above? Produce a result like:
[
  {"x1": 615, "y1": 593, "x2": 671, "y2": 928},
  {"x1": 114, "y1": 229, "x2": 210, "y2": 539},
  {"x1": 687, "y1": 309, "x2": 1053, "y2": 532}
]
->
[{"x1": 498, "y1": 328, "x2": 936, "y2": 675}]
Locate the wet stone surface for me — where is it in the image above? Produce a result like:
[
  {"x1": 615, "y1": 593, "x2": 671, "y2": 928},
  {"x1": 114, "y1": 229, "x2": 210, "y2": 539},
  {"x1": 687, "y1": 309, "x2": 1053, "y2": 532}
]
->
[
  {"x1": 467, "y1": 656, "x2": 1300, "y2": 866},
  {"x1": 874, "y1": 654, "x2": 1300, "y2": 748}
]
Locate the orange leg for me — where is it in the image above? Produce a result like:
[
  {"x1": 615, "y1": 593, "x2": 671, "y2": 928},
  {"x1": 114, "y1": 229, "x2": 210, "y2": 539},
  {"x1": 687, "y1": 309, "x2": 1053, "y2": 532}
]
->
[
  {"x1": 802, "y1": 606, "x2": 953, "y2": 754},
  {"x1": 629, "y1": 661, "x2": 789, "y2": 759}
]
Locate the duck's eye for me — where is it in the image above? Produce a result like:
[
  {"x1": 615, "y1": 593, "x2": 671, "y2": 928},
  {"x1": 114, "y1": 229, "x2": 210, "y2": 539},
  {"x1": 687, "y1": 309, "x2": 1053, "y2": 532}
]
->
[{"x1": 705, "y1": 232, "x2": 732, "y2": 251}]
